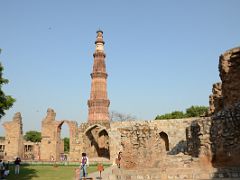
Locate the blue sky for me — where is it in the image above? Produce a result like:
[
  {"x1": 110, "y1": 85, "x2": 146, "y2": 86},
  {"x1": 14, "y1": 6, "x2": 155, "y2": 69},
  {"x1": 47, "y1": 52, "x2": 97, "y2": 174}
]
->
[{"x1": 0, "y1": 0, "x2": 240, "y2": 137}]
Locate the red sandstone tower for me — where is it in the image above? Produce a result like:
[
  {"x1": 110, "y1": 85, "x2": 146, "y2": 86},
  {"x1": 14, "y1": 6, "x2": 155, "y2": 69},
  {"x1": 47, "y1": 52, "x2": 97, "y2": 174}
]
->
[{"x1": 88, "y1": 30, "x2": 110, "y2": 122}]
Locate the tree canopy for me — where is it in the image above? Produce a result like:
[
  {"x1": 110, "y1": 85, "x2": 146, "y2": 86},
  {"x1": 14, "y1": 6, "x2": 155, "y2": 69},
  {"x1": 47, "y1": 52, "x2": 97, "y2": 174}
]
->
[
  {"x1": 185, "y1": 106, "x2": 208, "y2": 117},
  {"x1": 64, "y1": 137, "x2": 70, "y2": 152},
  {"x1": 0, "y1": 52, "x2": 15, "y2": 119},
  {"x1": 155, "y1": 105, "x2": 208, "y2": 120},
  {"x1": 24, "y1": 131, "x2": 42, "y2": 142}
]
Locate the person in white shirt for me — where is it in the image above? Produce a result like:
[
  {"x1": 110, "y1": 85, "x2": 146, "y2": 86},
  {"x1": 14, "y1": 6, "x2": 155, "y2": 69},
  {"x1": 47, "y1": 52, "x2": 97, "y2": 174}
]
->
[{"x1": 79, "y1": 153, "x2": 89, "y2": 179}]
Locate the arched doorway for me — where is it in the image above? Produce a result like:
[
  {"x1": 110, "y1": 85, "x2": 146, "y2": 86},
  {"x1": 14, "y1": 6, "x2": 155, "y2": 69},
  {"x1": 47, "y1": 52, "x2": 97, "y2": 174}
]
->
[
  {"x1": 55, "y1": 120, "x2": 77, "y2": 161},
  {"x1": 85, "y1": 125, "x2": 110, "y2": 159},
  {"x1": 57, "y1": 121, "x2": 70, "y2": 162},
  {"x1": 159, "y1": 131, "x2": 169, "y2": 151}
]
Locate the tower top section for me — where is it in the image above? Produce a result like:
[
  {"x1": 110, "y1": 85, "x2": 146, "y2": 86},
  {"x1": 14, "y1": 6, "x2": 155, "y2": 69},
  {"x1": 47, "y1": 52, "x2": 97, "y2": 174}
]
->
[
  {"x1": 88, "y1": 30, "x2": 110, "y2": 122},
  {"x1": 95, "y1": 30, "x2": 105, "y2": 52}
]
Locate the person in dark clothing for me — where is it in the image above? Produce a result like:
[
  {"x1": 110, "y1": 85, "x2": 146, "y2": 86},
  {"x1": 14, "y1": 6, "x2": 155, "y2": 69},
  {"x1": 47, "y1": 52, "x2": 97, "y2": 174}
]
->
[
  {"x1": 14, "y1": 157, "x2": 21, "y2": 174},
  {"x1": 116, "y1": 152, "x2": 122, "y2": 168},
  {"x1": 0, "y1": 159, "x2": 4, "y2": 179}
]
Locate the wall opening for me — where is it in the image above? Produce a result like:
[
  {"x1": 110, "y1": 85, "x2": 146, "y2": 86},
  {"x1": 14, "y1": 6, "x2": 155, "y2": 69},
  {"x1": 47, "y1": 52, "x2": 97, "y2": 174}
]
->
[
  {"x1": 159, "y1": 131, "x2": 169, "y2": 151},
  {"x1": 85, "y1": 125, "x2": 110, "y2": 159},
  {"x1": 58, "y1": 121, "x2": 70, "y2": 161}
]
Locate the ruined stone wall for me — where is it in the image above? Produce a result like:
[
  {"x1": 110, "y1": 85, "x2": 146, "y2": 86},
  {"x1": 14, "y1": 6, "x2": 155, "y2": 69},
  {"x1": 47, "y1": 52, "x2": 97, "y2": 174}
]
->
[
  {"x1": 23, "y1": 141, "x2": 41, "y2": 160},
  {"x1": 210, "y1": 102, "x2": 240, "y2": 167},
  {"x1": 186, "y1": 118, "x2": 213, "y2": 167},
  {"x1": 209, "y1": 82, "x2": 223, "y2": 114},
  {"x1": 40, "y1": 108, "x2": 79, "y2": 161},
  {"x1": 40, "y1": 108, "x2": 58, "y2": 161},
  {"x1": 207, "y1": 47, "x2": 240, "y2": 167},
  {"x1": 182, "y1": 102, "x2": 240, "y2": 176},
  {"x1": 110, "y1": 118, "x2": 203, "y2": 169},
  {"x1": 66, "y1": 121, "x2": 80, "y2": 161},
  {"x1": 219, "y1": 47, "x2": 240, "y2": 108},
  {"x1": 2, "y1": 112, "x2": 24, "y2": 160}
]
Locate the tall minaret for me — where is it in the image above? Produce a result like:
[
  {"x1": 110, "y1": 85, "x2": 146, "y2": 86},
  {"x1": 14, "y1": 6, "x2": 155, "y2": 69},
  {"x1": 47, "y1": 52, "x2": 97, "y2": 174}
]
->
[{"x1": 88, "y1": 30, "x2": 110, "y2": 122}]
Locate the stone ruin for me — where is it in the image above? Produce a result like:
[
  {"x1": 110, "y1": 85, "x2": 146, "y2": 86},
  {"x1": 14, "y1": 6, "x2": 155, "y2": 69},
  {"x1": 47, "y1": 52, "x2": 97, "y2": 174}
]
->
[
  {"x1": 1, "y1": 31, "x2": 240, "y2": 179},
  {"x1": 209, "y1": 82, "x2": 223, "y2": 114}
]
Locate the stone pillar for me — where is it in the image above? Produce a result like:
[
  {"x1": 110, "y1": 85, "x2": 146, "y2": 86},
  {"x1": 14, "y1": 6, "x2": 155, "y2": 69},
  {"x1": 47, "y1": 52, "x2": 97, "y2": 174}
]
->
[
  {"x1": 40, "y1": 108, "x2": 59, "y2": 161},
  {"x1": 2, "y1": 112, "x2": 24, "y2": 160},
  {"x1": 88, "y1": 30, "x2": 110, "y2": 122}
]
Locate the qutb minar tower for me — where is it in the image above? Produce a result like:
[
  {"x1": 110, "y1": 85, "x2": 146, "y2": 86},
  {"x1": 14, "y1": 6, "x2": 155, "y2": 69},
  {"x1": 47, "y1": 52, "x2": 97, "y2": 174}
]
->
[{"x1": 88, "y1": 30, "x2": 110, "y2": 122}]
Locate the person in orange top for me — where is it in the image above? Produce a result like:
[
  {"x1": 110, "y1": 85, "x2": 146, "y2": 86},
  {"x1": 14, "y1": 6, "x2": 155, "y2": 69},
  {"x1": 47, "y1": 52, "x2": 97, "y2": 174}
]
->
[{"x1": 97, "y1": 163, "x2": 104, "y2": 178}]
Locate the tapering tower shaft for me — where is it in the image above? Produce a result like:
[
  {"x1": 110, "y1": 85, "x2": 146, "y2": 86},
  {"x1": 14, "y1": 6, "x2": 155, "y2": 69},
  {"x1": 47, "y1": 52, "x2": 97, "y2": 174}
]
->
[{"x1": 88, "y1": 30, "x2": 110, "y2": 122}]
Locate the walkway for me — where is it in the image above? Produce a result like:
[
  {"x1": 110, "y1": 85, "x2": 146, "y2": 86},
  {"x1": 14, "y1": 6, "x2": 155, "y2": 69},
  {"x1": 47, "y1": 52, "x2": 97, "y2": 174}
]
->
[{"x1": 87, "y1": 165, "x2": 116, "y2": 180}]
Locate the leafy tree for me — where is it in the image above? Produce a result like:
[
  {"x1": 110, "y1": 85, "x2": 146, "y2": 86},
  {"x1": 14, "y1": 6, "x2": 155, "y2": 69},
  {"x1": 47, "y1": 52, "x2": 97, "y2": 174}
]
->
[
  {"x1": 0, "y1": 136, "x2": 5, "y2": 140},
  {"x1": 155, "y1": 105, "x2": 208, "y2": 120},
  {"x1": 64, "y1": 137, "x2": 69, "y2": 152},
  {"x1": 24, "y1": 131, "x2": 42, "y2": 142},
  {"x1": 0, "y1": 50, "x2": 16, "y2": 119},
  {"x1": 185, "y1": 106, "x2": 208, "y2": 117},
  {"x1": 155, "y1": 111, "x2": 186, "y2": 120}
]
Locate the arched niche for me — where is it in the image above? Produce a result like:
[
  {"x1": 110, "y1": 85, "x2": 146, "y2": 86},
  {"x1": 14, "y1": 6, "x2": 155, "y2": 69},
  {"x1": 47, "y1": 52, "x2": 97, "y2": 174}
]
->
[{"x1": 159, "y1": 131, "x2": 169, "y2": 151}]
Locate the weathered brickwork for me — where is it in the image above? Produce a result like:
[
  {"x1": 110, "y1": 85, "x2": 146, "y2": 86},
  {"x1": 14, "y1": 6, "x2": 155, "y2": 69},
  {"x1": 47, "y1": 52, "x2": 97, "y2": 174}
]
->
[
  {"x1": 219, "y1": 47, "x2": 240, "y2": 108},
  {"x1": 109, "y1": 119, "x2": 203, "y2": 169},
  {"x1": 40, "y1": 108, "x2": 79, "y2": 161},
  {"x1": 79, "y1": 122, "x2": 110, "y2": 160},
  {"x1": 2, "y1": 112, "x2": 24, "y2": 160},
  {"x1": 23, "y1": 141, "x2": 40, "y2": 160},
  {"x1": 211, "y1": 103, "x2": 240, "y2": 167},
  {"x1": 209, "y1": 82, "x2": 223, "y2": 114}
]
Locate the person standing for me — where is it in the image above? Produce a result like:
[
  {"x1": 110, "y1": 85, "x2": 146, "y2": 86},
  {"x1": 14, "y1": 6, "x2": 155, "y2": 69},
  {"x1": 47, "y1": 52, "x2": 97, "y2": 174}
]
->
[
  {"x1": 0, "y1": 159, "x2": 4, "y2": 179},
  {"x1": 116, "y1": 152, "x2": 122, "y2": 168},
  {"x1": 4, "y1": 161, "x2": 10, "y2": 176},
  {"x1": 14, "y1": 157, "x2": 21, "y2": 175},
  {"x1": 97, "y1": 163, "x2": 104, "y2": 178},
  {"x1": 79, "y1": 153, "x2": 89, "y2": 179}
]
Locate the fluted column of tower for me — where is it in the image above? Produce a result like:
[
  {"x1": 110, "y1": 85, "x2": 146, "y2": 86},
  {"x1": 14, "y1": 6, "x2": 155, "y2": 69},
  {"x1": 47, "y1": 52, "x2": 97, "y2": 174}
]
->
[{"x1": 87, "y1": 30, "x2": 110, "y2": 122}]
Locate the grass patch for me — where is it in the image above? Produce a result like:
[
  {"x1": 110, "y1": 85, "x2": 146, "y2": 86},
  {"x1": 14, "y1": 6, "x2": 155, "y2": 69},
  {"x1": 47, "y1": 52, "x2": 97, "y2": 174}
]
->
[{"x1": 5, "y1": 164, "x2": 109, "y2": 180}]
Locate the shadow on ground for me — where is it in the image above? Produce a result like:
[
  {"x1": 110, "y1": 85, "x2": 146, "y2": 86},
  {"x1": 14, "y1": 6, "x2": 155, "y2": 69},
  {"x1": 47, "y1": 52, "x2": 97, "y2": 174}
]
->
[{"x1": 5, "y1": 165, "x2": 38, "y2": 180}]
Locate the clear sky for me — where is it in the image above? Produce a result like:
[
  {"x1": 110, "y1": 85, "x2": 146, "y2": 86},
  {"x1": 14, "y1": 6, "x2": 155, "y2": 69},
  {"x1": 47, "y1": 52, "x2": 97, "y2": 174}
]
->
[{"x1": 0, "y1": 0, "x2": 240, "y2": 137}]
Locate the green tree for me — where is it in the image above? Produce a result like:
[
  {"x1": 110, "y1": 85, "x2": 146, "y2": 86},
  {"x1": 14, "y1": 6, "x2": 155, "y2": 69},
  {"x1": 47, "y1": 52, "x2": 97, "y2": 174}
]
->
[
  {"x1": 155, "y1": 111, "x2": 186, "y2": 120},
  {"x1": 155, "y1": 105, "x2": 209, "y2": 120},
  {"x1": 0, "y1": 136, "x2": 5, "y2": 140},
  {"x1": 24, "y1": 131, "x2": 42, "y2": 142},
  {"x1": 0, "y1": 50, "x2": 16, "y2": 119},
  {"x1": 64, "y1": 137, "x2": 69, "y2": 152},
  {"x1": 185, "y1": 106, "x2": 208, "y2": 117}
]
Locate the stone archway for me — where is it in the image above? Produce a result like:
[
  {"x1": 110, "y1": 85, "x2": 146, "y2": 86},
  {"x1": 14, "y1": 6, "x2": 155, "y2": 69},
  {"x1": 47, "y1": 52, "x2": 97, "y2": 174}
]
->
[
  {"x1": 55, "y1": 120, "x2": 78, "y2": 161},
  {"x1": 41, "y1": 109, "x2": 79, "y2": 161},
  {"x1": 85, "y1": 124, "x2": 110, "y2": 159},
  {"x1": 159, "y1": 131, "x2": 169, "y2": 151}
]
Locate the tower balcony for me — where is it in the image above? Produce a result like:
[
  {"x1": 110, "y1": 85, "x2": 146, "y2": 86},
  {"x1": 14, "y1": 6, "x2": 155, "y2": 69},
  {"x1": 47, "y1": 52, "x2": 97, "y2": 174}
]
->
[
  {"x1": 91, "y1": 72, "x2": 108, "y2": 79},
  {"x1": 88, "y1": 99, "x2": 110, "y2": 107}
]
